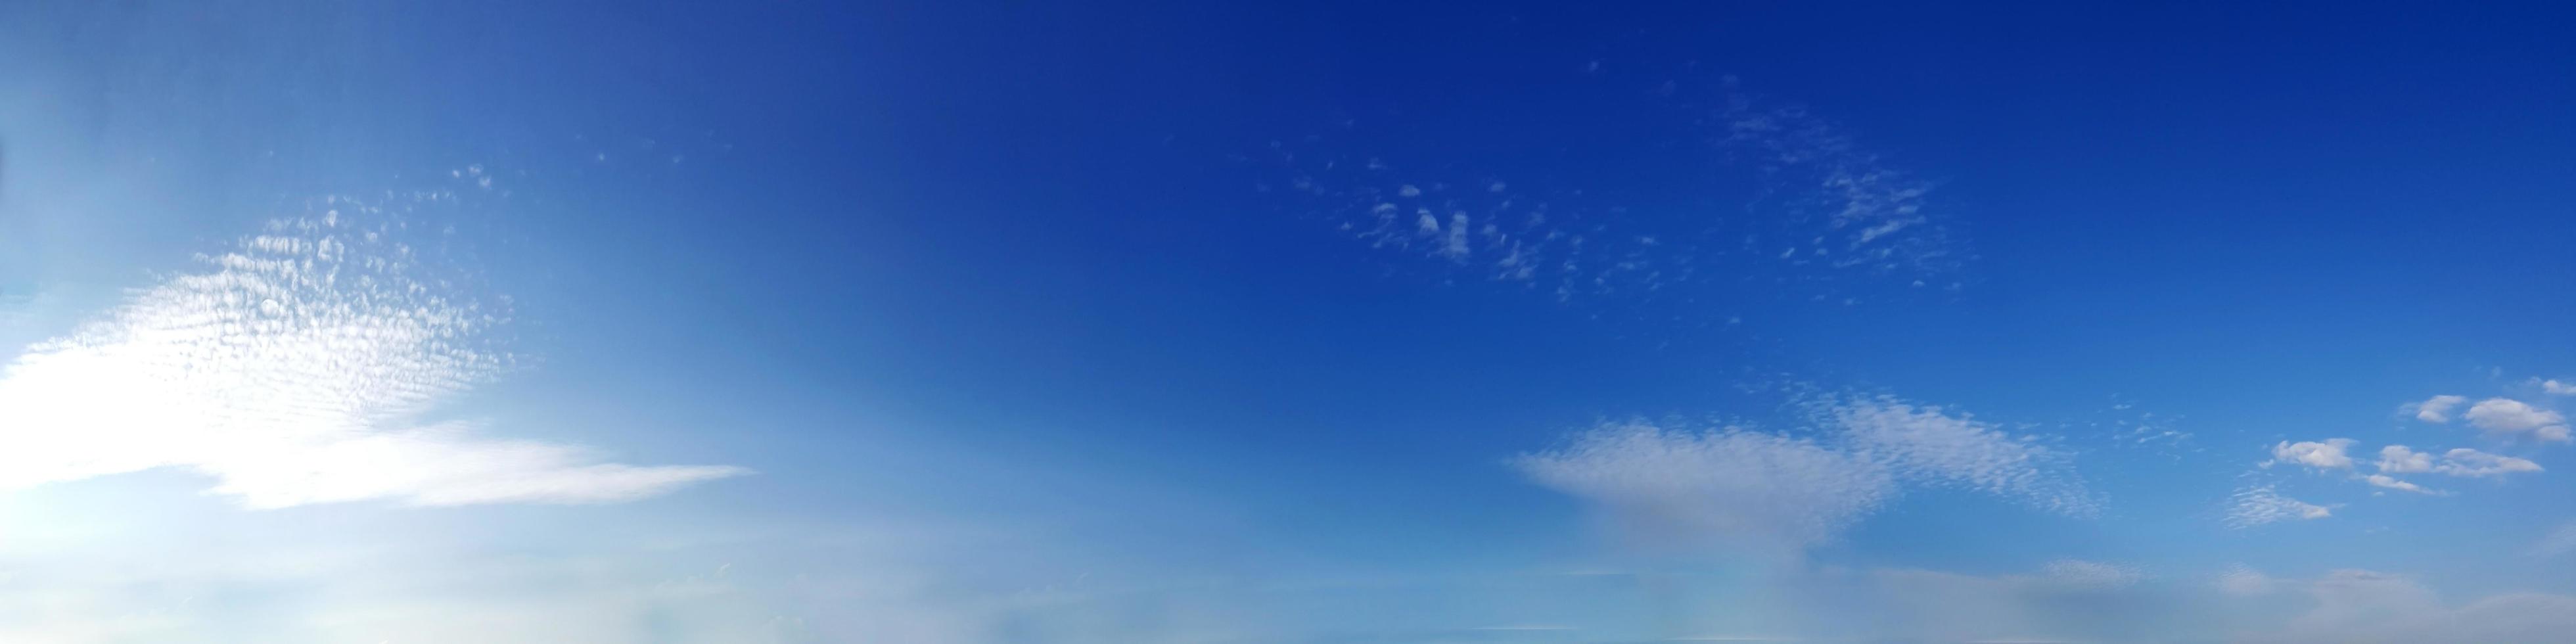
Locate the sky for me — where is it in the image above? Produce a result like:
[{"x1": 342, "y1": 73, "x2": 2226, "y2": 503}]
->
[{"x1": 3, "y1": 1, "x2": 2575, "y2": 642}]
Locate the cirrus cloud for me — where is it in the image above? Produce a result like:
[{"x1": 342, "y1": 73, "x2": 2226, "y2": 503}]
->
[{"x1": 0, "y1": 207, "x2": 746, "y2": 508}]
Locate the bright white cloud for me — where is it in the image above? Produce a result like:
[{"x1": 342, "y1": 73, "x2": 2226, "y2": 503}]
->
[
  {"x1": 2411, "y1": 394, "x2": 2468, "y2": 423},
  {"x1": 2267, "y1": 438, "x2": 2357, "y2": 470},
  {"x1": 2227, "y1": 486, "x2": 2331, "y2": 528},
  {"x1": 2464, "y1": 398, "x2": 2571, "y2": 442},
  {"x1": 2539, "y1": 379, "x2": 2575, "y2": 396},
  {"x1": 0, "y1": 211, "x2": 746, "y2": 508}
]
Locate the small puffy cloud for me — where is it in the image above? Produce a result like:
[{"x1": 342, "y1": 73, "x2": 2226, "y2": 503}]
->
[
  {"x1": 2538, "y1": 379, "x2": 2575, "y2": 396},
  {"x1": 2376, "y1": 445, "x2": 2435, "y2": 473},
  {"x1": 2363, "y1": 474, "x2": 2438, "y2": 495},
  {"x1": 2464, "y1": 398, "x2": 2571, "y2": 442},
  {"x1": 2411, "y1": 395, "x2": 2469, "y2": 423},
  {"x1": 2266, "y1": 439, "x2": 2357, "y2": 470},
  {"x1": 2227, "y1": 486, "x2": 2331, "y2": 528}
]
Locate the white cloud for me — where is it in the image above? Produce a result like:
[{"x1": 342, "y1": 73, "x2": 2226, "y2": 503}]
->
[
  {"x1": 2430, "y1": 448, "x2": 2542, "y2": 477},
  {"x1": 2227, "y1": 486, "x2": 2331, "y2": 528},
  {"x1": 2376, "y1": 445, "x2": 2435, "y2": 473},
  {"x1": 0, "y1": 212, "x2": 745, "y2": 508},
  {"x1": 2410, "y1": 394, "x2": 2468, "y2": 423},
  {"x1": 2363, "y1": 474, "x2": 2437, "y2": 495},
  {"x1": 1512, "y1": 422, "x2": 1895, "y2": 555},
  {"x1": 2464, "y1": 398, "x2": 2571, "y2": 442},
  {"x1": 2266, "y1": 438, "x2": 2357, "y2": 470},
  {"x1": 2542, "y1": 379, "x2": 2576, "y2": 396}
]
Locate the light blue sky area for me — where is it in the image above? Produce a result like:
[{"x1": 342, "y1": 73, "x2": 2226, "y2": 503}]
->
[{"x1": 4, "y1": 2, "x2": 2576, "y2": 642}]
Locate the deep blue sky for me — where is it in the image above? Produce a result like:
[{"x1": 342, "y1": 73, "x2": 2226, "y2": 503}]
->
[{"x1": 5, "y1": 1, "x2": 2576, "y2": 642}]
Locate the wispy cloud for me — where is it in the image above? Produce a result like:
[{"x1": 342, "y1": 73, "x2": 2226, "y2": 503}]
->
[
  {"x1": 2239, "y1": 569, "x2": 2576, "y2": 644},
  {"x1": 2535, "y1": 522, "x2": 2576, "y2": 557},
  {"x1": 2226, "y1": 486, "x2": 2331, "y2": 528},
  {"x1": 1514, "y1": 394, "x2": 2094, "y2": 555},
  {"x1": 1252, "y1": 78, "x2": 1965, "y2": 315},
  {"x1": 2362, "y1": 474, "x2": 2439, "y2": 495},
  {"x1": 1718, "y1": 78, "x2": 1958, "y2": 276},
  {"x1": 1821, "y1": 396, "x2": 2098, "y2": 517},
  {"x1": 0, "y1": 203, "x2": 745, "y2": 508}
]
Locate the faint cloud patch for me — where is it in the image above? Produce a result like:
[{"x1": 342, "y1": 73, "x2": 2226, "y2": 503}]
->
[{"x1": 2226, "y1": 485, "x2": 2331, "y2": 528}]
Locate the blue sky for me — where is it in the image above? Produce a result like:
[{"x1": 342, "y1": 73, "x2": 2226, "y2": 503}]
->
[{"x1": 4, "y1": 1, "x2": 2576, "y2": 642}]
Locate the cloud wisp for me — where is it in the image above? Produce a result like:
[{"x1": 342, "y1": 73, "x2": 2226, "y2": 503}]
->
[
  {"x1": 0, "y1": 202, "x2": 745, "y2": 508},
  {"x1": 2226, "y1": 485, "x2": 2332, "y2": 528},
  {"x1": 1251, "y1": 77, "x2": 1965, "y2": 316},
  {"x1": 1513, "y1": 394, "x2": 2094, "y2": 555}
]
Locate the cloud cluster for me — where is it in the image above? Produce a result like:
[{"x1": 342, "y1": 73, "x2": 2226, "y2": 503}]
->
[
  {"x1": 2413, "y1": 394, "x2": 2570, "y2": 442},
  {"x1": 1513, "y1": 395, "x2": 2092, "y2": 555},
  {"x1": 0, "y1": 206, "x2": 745, "y2": 508},
  {"x1": 2249, "y1": 435, "x2": 2540, "y2": 502}
]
